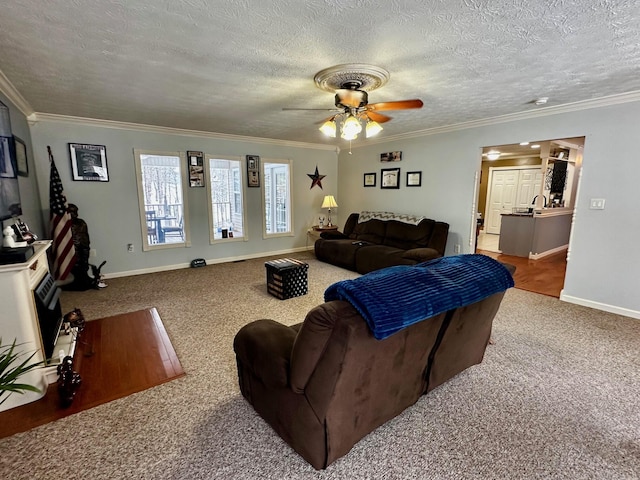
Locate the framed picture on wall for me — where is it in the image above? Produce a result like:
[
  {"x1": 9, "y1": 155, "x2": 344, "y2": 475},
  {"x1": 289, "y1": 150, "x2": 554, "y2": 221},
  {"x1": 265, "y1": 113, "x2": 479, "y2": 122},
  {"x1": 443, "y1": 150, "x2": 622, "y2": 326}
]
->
[
  {"x1": 69, "y1": 143, "x2": 109, "y2": 181},
  {"x1": 247, "y1": 154, "x2": 260, "y2": 187},
  {"x1": 380, "y1": 151, "x2": 402, "y2": 162},
  {"x1": 187, "y1": 150, "x2": 204, "y2": 187},
  {"x1": 363, "y1": 172, "x2": 376, "y2": 187},
  {"x1": 406, "y1": 171, "x2": 422, "y2": 187},
  {"x1": 14, "y1": 136, "x2": 28, "y2": 177},
  {"x1": 381, "y1": 168, "x2": 400, "y2": 189}
]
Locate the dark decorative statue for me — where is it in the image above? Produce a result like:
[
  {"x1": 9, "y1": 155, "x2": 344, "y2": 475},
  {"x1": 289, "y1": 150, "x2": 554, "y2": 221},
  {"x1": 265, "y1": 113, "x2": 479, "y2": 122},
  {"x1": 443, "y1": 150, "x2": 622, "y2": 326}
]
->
[
  {"x1": 57, "y1": 356, "x2": 82, "y2": 407},
  {"x1": 64, "y1": 308, "x2": 86, "y2": 333},
  {"x1": 63, "y1": 204, "x2": 107, "y2": 290}
]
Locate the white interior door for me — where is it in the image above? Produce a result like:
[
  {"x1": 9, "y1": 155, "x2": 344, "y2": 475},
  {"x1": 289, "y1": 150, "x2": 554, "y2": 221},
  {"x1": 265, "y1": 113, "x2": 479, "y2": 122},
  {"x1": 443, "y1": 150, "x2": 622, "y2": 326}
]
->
[
  {"x1": 486, "y1": 169, "x2": 518, "y2": 234},
  {"x1": 515, "y1": 168, "x2": 543, "y2": 208}
]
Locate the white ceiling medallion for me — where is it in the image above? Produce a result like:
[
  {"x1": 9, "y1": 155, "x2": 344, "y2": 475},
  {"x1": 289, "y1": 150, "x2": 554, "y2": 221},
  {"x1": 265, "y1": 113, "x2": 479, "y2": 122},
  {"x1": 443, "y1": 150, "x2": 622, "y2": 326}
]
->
[{"x1": 314, "y1": 64, "x2": 390, "y2": 93}]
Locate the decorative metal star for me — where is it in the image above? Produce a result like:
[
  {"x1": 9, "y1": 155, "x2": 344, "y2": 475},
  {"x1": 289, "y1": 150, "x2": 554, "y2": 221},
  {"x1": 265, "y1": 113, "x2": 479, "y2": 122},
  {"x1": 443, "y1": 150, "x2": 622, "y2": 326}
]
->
[{"x1": 307, "y1": 166, "x2": 326, "y2": 189}]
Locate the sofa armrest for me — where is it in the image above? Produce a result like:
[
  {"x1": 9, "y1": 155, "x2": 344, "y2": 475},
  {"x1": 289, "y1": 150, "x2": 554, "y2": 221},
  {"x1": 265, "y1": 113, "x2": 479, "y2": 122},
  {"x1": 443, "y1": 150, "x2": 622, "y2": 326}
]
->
[
  {"x1": 402, "y1": 247, "x2": 441, "y2": 263},
  {"x1": 233, "y1": 319, "x2": 298, "y2": 388},
  {"x1": 320, "y1": 230, "x2": 348, "y2": 240}
]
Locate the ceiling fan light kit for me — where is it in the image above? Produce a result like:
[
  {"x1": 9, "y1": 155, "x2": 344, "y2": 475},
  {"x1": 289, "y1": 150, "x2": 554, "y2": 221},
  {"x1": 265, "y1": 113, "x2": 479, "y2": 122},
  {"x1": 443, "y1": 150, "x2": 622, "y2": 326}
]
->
[{"x1": 287, "y1": 63, "x2": 424, "y2": 142}]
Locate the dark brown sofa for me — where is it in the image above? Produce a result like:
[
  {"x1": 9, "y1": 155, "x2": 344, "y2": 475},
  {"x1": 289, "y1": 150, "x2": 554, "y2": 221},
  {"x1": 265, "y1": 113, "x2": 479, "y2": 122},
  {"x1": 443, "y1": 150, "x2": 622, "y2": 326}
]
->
[
  {"x1": 233, "y1": 258, "x2": 514, "y2": 469},
  {"x1": 314, "y1": 211, "x2": 449, "y2": 274}
]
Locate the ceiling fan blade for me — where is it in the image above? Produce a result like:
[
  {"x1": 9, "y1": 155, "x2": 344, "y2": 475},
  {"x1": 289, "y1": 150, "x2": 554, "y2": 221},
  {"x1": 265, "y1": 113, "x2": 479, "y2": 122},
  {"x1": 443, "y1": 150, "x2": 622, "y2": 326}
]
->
[
  {"x1": 366, "y1": 99, "x2": 424, "y2": 111},
  {"x1": 282, "y1": 108, "x2": 341, "y2": 111},
  {"x1": 365, "y1": 111, "x2": 392, "y2": 123}
]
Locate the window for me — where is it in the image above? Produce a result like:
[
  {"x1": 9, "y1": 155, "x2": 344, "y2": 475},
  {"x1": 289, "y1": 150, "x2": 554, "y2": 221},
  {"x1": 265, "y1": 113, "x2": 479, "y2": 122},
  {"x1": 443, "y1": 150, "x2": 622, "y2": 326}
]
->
[
  {"x1": 134, "y1": 150, "x2": 189, "y2": 251},
  {"x1": 263, "y1": 159, "x2": 292, "y2": 237},
  {"x1": 207, "y1": 156, "x2": 247, "y2": 242}
]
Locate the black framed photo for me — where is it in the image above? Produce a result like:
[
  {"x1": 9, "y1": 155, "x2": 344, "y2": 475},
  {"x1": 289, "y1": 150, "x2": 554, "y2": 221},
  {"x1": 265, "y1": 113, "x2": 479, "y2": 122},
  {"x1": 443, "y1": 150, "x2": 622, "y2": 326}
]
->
[
  {"x1": 406, "y1": 171, "x2": 422, "y2": 187},
  {"x1": 247, "y1": 154, "x2": 260, "y2": 187},
  {"x1": 363, "y1": 172, "x2": 376, "y2": 187},
  {"x1": 69, "y1": 143, "x2": 109, "y2": 181},
  {"x1": 187, "y1": 150, "x2": 204, "y2": 187},
  {"x1": 381, "y1": 168, "x2": 400, "y2": 189},
  {"x1": 14, "y1": 136, "x2": 28, "y2": 177},
  {"x1": 380, "y1": 151, "x2": 402, "y2": 162}
]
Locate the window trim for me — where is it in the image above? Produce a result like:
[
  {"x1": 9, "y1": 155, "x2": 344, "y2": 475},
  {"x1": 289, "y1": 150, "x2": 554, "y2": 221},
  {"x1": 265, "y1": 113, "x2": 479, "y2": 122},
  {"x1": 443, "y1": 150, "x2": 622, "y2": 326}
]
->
[
  {"x1": 205, "y1": 154, "x2": 248, "y2": 244},
  {"x1": 261, "y1": 158, "x2": 294, "y2": 239},
  {"x1": 134, "y1": 149, "x2": 190, "y2": 251}
]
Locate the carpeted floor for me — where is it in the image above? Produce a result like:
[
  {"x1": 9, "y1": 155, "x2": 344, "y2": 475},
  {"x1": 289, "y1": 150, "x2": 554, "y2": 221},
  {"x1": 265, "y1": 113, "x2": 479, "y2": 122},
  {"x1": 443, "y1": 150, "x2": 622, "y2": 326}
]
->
[{"x1": 1, "y1": 251, "x2": 638, "y2": 479}]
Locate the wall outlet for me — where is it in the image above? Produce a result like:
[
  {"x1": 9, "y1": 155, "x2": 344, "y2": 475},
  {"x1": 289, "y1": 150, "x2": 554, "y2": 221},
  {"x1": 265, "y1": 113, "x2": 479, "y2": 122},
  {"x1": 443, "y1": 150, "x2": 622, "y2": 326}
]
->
[
  {"x1": 89, "y1": 248, "x2": 96, "y2": 258},
  {"x1": 454, "y1": 244, "x2": 461, "y2": 254},
  {"x1": 589, "y1": 198, "x2": 606, "y2": 210},
  {"x1": 127, "y1": 243, "x2": 134, "y2": 252}
]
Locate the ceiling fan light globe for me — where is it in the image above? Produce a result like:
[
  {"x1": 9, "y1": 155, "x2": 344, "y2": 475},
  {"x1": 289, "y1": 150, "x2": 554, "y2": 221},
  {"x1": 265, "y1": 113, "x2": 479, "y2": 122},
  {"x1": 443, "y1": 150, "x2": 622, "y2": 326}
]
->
[
  {"x1": 319, "y1": 120, "x2": 337, "y2": 137},
  {"x1": 342, "y1": 115, "x2": 362, "y2": 136},
  {"x1": 340, "y1": 130, "x2": 358, "y2": 141},
  {"x1": 366, "y1": 120, "x2": 383, "y2": 137}
]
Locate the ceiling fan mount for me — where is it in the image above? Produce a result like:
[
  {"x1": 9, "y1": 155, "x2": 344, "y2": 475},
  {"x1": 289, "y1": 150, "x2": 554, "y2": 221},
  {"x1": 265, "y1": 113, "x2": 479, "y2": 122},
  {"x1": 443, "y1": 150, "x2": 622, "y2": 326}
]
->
[{"x1": 313, "y1": 64, "x2": 390, "y2": 93}]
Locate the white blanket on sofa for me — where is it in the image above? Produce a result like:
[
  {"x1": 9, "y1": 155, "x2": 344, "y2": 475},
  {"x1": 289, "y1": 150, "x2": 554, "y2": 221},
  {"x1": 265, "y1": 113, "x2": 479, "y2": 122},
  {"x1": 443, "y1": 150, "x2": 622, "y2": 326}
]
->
[{"x1": 358, "y1": 211, "x2": 426, "y2": 225}]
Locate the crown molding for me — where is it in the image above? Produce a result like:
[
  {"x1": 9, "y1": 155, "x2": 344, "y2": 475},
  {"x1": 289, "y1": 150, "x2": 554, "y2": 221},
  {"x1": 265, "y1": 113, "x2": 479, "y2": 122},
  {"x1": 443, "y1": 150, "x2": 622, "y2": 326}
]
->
[
  {"x1": 357, "y1": 90, "x2": 640, "y2": 148},
  {"x1": 31, "y1": 112, "x2": 338, "y2": 151},
  {"x1": 0, "y1": 70, "x2": 34, "y2": 117}
]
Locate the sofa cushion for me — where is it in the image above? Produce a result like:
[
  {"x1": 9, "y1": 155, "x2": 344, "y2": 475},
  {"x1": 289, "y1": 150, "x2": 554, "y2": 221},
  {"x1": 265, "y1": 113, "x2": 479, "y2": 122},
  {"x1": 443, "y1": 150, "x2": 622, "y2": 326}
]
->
[
  {"x1": 355, "y1": 245, "x2": 416, "y2": 273},
  {"x1": 402, "y1": 247, "x2": 441, "y2": 262},
  {"x1": 384, "y1": 219, "x2": 435, "y2": 249},
  {"x1": 315, "y1": 238, "x2": 364, "y2": 271},
  {"x1": 350, "y1": 218, "x2": 387, "y2": 244},
  {"x1": 233, "y1": 319, "x2": 297, "y2": 388},
  {"x1": 290, "y1": 301, "x2": 355, "y2": 394}
]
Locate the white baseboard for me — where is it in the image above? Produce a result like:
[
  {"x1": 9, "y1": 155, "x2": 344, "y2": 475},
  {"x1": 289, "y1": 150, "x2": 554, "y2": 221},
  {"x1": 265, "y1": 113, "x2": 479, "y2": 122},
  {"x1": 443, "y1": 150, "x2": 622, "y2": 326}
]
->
[
  {"x1": 103, "y1": 246, "x2": 310, "y2": 279},
  {"x1": 560, "y1": 293, "x2": 640, "y2": 320},
  {"x1": 529, "y1": 244, "x2": 568, "y2": 260}
]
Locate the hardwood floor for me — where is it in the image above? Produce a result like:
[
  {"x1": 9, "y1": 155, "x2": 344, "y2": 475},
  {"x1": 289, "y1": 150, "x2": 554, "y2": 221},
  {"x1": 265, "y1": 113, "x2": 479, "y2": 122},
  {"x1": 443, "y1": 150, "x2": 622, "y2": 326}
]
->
[
  {"x1": 0, "y1": 308, "x2": 184, "y2": 439},
  {"x1": 478, "y1": 249, "x2": 567, "y2": 298}
]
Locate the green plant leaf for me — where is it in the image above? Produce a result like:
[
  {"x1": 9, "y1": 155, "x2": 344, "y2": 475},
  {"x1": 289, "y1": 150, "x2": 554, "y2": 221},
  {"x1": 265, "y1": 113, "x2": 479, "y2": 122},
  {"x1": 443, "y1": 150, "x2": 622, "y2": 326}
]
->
[{"x1": 0, "y1": 337, "x2": 43, "y2": 404}]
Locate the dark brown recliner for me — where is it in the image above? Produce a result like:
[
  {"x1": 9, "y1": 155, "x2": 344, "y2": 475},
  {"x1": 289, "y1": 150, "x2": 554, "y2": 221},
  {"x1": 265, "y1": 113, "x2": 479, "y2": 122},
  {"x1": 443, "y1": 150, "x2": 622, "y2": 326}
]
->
[{"x1": 233, "y1": 266, "x2": 513, "y2": 469}]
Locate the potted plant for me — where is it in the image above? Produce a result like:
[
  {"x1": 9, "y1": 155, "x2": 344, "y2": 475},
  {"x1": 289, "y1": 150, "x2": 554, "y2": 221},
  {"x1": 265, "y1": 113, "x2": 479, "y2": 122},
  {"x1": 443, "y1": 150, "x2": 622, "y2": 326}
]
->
[{"x1": 0, "y1": 338, "x2": 43, "y2": 405}]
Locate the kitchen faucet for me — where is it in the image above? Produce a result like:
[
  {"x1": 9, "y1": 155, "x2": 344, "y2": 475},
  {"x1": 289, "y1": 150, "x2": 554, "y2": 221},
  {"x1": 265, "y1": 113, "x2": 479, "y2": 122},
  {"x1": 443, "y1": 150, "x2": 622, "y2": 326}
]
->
[{"x1": 531, "y1": 195, "x2": 547, "y2": 207}]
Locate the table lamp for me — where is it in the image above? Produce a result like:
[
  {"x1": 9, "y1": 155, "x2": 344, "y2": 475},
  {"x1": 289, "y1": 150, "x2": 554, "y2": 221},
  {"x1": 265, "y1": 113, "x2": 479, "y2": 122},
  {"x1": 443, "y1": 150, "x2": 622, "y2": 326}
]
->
[{"x1": 321, "y1": 195, "x2": 338, "y2": 227}]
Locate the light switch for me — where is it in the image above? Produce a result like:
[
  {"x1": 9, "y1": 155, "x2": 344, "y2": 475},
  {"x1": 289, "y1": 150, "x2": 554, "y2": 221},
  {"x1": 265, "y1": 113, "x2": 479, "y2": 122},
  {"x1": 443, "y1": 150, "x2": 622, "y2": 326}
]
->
[{"x1": 589, "y1": 198, "x2": 606, "y2": 210}]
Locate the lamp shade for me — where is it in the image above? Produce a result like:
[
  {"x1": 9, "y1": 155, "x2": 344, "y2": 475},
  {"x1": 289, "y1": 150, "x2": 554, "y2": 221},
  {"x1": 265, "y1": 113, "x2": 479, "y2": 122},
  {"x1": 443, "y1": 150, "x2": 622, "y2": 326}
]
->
[
  {"x1": 321, "y1": 195, "x2": 338, "y2": 209},
  {"x1": 319, "y1": 119, "x2": 337, "y2": 137},
  {"x1": 341, "y1": 115, "x2": 362, "y2": 140},
  {"x1": 365, "y1": 120, "x2": 383, "y2": 137}
]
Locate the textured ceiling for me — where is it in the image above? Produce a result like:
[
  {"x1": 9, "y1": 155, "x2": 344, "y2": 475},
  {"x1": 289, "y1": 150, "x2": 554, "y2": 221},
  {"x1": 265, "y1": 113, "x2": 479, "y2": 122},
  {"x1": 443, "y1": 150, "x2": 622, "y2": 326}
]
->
[{"x1": 1, "y1": 0, "x2": 639, "y2": 145}]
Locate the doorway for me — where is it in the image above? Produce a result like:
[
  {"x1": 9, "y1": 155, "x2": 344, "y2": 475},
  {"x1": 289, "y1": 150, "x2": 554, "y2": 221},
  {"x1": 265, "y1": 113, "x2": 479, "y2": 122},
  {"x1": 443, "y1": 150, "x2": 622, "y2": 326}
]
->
[{"x1": 475, "y1": 137, "x2": 585, "y2": 297}]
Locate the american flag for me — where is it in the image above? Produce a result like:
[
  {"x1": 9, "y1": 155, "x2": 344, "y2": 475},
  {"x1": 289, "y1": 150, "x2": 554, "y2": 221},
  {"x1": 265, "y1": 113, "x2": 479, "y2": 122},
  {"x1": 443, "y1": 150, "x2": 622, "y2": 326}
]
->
[{"x1": 48, "y1": 146, "x2": 76, "y2": 281}]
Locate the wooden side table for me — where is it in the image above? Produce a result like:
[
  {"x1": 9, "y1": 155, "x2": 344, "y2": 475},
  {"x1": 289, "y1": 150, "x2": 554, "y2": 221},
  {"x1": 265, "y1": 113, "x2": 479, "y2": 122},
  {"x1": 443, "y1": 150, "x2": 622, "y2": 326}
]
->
[
  {"x1": 313, "y1": 225, "x2": 338, "y2": 232},
  {"x1": 307, "y1": 225, "x2": 339, "y2": 246}
]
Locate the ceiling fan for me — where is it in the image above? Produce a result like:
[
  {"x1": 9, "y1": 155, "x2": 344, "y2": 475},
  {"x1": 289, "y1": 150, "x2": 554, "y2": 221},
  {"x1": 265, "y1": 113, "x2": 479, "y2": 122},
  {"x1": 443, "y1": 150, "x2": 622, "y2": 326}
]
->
[{"x1": 283, "y1": 64, "x2": 424, "y2": 141}]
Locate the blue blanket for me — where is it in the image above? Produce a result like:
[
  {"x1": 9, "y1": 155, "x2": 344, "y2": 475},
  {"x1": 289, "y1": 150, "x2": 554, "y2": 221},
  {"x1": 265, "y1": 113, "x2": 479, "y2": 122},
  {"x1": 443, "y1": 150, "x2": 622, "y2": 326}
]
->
[{"x1": 324, "y1": 254, "x2": 514, "y2": 340}]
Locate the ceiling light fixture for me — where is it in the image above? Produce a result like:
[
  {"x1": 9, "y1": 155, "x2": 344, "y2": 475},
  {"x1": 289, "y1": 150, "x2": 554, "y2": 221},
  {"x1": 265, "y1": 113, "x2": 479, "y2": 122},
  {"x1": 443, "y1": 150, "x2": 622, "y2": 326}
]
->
[
  {"x1": 319, "y1": 111, "x2": 383, "y2": 140},
  {"x1": 519, "y1": 141, "x2": 530, "y2": 146},
  {"x1": 531, "y1": 144, "x2": 541, "y2": 149},
  {"x1": 534, "y1": 97, "x2": 549, "y2": 106},
  {"x1": 486, "y1": 150, "x2": 501, "y2": 160}
]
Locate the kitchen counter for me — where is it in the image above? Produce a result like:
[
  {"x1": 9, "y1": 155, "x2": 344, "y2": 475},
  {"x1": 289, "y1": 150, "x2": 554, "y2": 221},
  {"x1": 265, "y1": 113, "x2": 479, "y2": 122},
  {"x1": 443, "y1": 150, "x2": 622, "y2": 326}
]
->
[{"x1": 499, "y1": 210, "x2": 572, "y2": 258}]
